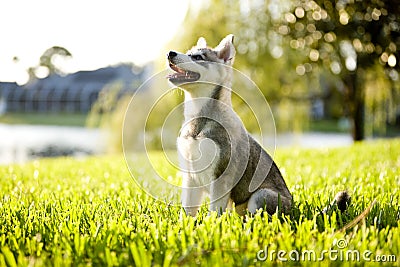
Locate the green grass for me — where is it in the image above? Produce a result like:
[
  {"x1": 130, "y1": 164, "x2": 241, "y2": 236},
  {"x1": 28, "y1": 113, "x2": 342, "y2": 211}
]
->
[
  {"x1": 0, "y1": 139, "x2": 399, "y2": 266},
  {"x1": 309, "y1": 118, "x2": 400, "y2": 137},
  {"x1": 0, "y1": 112, "x2": 88, "y2": 127},
  {"x1": 308, "y1": 119, "x2": 351, "y2": 133}
]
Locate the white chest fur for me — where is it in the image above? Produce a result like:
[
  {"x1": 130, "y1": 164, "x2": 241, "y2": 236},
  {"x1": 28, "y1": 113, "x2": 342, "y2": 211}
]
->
[{"x1": 177, "y1": 135, "x2": 220, "y2": 187}]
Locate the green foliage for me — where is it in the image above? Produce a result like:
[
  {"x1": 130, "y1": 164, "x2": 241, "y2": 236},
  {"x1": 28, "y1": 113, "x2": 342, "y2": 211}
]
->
[
  {"x1": 364, "y1": 64, "x2": 399, "y2": 136},
  {"x1": 280, "y1": 0, "x2": 400, "y2": 72},
  {"x1": 168, "y1": 0, "x2": 400, "y2": 139},
  {"x1": 0, "y1": 139, "x2": 399, "y2": 265},
  {"x1": 87, "y1": 80, "x2": 184, "y2": 152},
  {"x1": 279, "y1": 0, "x2": 400, "y2": 140},
  {"x1": 28, "y1": 46, "x2": 72, "y2": 80},
  {"x1": 167, "y1": 0, "x2": 311, "y2": 133},
  {"x1": 39, "y1": 46, "x2": 72, "y2": 75},
  {"x1": 87, "y1": 82, "x2": 133, "y2": 153}
]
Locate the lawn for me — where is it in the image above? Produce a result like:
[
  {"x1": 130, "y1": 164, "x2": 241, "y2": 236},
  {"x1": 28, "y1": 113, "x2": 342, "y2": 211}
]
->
[
  {"x1": 0, "y1": 112, "x2": 88, "y2": 127},
  {"x1": 0, "y1": 139, "x2": 398, "y2": 266}
]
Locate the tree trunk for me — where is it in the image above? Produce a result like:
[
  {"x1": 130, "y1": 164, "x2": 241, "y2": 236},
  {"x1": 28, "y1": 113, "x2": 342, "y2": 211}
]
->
[
  {"x1": 352, "y1": 90, "x2": 365, "y2": 141},
  {"x1": 345, "y1": 71, "x2": 365, "y2": 141}
]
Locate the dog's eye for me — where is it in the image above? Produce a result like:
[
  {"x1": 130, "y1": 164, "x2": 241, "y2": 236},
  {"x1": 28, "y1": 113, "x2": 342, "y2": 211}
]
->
[{"x1": 191, "y1": 54, "x2": 204, "y2": 61}]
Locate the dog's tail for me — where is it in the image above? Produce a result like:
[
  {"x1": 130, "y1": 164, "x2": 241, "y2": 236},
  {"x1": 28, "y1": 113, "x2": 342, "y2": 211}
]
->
[
  {"x1": 332, "y1": 190, "x2": 352, "y2": 212},
  {"x1": 322, "y1": 190, "x2": 351, "y2": 213},
  {"x1": 323, "y1": 190, "x2": 377, "y2": 232}
]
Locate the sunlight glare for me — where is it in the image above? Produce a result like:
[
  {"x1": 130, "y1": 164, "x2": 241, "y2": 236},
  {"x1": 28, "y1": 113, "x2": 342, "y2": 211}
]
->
[{"x1": 0, "y1": 0, "x2": 189, "y2": 84}]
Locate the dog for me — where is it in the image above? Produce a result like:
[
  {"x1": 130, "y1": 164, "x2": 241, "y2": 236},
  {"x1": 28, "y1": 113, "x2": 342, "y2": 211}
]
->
[{"x1": 167, "y1": 34, "x2": 293, "y2": 216}]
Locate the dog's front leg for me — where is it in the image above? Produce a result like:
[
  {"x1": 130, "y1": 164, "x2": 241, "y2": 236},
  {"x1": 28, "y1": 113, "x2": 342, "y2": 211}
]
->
[
  {"x1": 181, "y1": 177, "x2": 205, "y2": 217},
  {"x1": 209, "y1": 180, "x2": 231, "y2": 215}
]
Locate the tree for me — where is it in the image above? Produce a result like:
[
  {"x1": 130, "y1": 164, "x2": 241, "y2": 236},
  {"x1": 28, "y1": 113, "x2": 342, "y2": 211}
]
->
[
  {"x1": 28, "y1": 46, "x2": 72, "y2": 81},
  {"x1": 167, "y1": 0, "x2": 311, "y2": 132},
  {"x1": 168, "y1": 0, "x2": 289, "y2": 102},
  {"x1": 39, "y1": 46, "x2": 72, "y2": 75},
  {"x1": 277, "y1": 0, "x2": 400, "y2": 140}
]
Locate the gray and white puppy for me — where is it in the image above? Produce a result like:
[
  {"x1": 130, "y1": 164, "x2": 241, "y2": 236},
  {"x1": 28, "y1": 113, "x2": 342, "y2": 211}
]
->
[{"x1": 167, "y1": 34, "x2": 292, "y2": 216}]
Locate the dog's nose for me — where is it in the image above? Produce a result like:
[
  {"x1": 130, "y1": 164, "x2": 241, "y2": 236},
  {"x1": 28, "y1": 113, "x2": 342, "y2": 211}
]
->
[{"x1": 168, "y1": 51, "x2": 177, "y2": 59}]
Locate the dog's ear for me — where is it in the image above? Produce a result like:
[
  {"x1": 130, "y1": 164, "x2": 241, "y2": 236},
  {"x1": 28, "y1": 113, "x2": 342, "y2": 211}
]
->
[
  {"x1": 196, "y1": 37, "x2": 207, "y2": 48},
  {"x1": 215, "y1": 34, "x2": 235, "y2": 64}
]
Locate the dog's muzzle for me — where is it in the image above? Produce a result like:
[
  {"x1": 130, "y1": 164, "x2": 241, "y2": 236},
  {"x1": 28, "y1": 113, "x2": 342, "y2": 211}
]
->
[{"x1": 167, "y1": 51, "x2": 200, "y2": 84}]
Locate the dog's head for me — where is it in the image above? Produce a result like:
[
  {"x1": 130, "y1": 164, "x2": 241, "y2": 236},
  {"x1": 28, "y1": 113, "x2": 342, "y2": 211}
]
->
[{"x1": 167, "y1": 34, "x2": 236, "y2": 90}]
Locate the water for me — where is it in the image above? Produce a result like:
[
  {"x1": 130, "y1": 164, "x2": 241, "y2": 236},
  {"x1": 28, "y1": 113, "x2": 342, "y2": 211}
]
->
[
  {"x1": 0, "y1": 123, "x2": 353, "y2": 165},
  {"x1": 275, "y1": 132, "x2": 353, "y2": 148},
  {"x1": 0, "y1": 124, "x2": 106, "y2": 165}
]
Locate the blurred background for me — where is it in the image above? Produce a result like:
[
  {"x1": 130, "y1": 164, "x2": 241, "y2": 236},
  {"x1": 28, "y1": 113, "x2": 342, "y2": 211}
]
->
[{"x1": 0, "y1": 0, "x2": 399, "y2": 165}]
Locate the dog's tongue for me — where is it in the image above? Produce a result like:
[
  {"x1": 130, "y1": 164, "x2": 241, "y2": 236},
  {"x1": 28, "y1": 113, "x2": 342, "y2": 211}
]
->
[
  {"x1": 167, "y1": 63, "x2": 187, "y2": 79},
  {"x1": 169, "y1": 63, "x2": 185, "y2": 74},
  {"x1": 167, "y1": 62, "x2": 200, "y2": 82}
]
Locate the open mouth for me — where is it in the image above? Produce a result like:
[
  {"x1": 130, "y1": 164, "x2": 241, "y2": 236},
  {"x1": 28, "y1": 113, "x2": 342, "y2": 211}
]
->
[{"x1": 167, "y1": 63, "x2": 200, "y2": 83}]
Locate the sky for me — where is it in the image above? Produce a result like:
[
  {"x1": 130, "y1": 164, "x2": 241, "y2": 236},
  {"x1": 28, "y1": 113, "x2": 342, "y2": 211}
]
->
[{"x1": 0, "y1": 0, "x2": 190, "y2": 84}]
